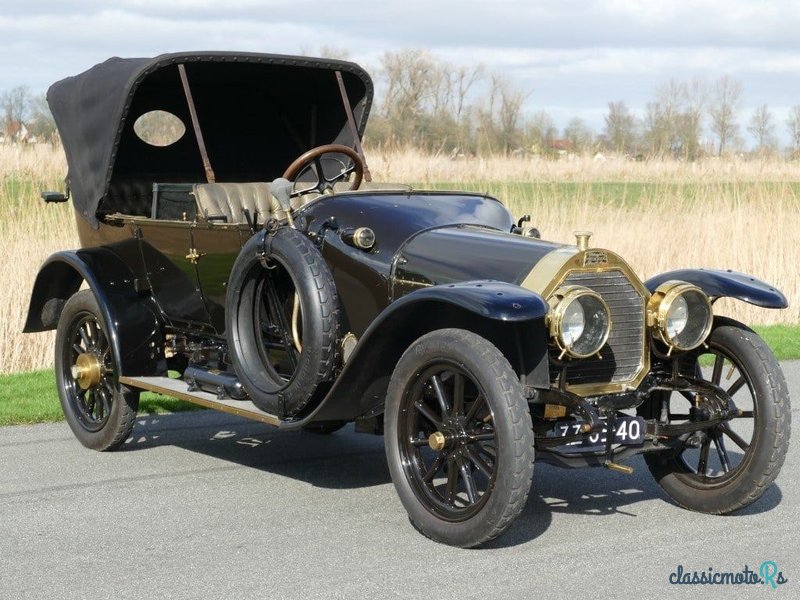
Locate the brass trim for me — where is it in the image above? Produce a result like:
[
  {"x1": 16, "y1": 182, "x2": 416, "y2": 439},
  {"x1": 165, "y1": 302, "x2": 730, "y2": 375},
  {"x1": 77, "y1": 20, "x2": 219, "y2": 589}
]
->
[
  {"x1": 605, "y1": 462, "x2": 634, "y2": 475},
  {"x1": 393, "y1": 278, "x2": 433, "y2": 289},
  {"x1": 353, "y1": 227, "x2": 376, "y2": 250},
  {"x1": 547, "y1": 285, "x2": 612, "y2": 359},
  {"x1": 341, "y1": 332, "x2": 358, "y2": 364},
  {"x1": 428, "y1": 431, "x2": 446, "y2": 451},
  {"x1": 519, "y1": 246, "x2": 651, "y2": 397},
  {"x1": 543, "y1": 404, "x2": 567, "y2": 419},
  {"x1": 185, "y1": 248, "x2": 206, "y2": 264},
  {"x1": 519, "y1": 246, "x2": 581, "y2": 294},
  {"x1": 291, "y1": 292, "x2": 303, "y2": 353},
  {"x1": 574, "y1": 231, "x2": 592, "y2": 251},
  {"x1": 72, "y1": 353, "x2": 102, "y2": 390},
  {"x1": 647, "y1": 280, "x2": 713, "y2": 351}
]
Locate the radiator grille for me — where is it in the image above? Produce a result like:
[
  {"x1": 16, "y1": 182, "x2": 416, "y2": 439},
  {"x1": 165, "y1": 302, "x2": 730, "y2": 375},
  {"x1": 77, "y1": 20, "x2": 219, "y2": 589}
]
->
[{"x1": 550, "y1": 269, "x2": 646, "y2": 388}]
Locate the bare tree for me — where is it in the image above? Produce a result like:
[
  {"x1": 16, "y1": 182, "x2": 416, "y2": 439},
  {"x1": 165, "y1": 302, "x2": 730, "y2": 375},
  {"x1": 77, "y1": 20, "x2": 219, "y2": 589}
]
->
[
  {"x1": 787, "y1": 106, "x2": 800, "y2": 156},
  {"x1": 1, "y1": 86, "x2": 31, "y2": 140},
  {"x1": 27, "y1": 93, "x2": 57, "y2": 142},
  {"x1": 496, "y1": 76, "x2": 528, "y2": 154},
  {"x1": 642, "y1": 101, "x2": 670, "y2": 157},
  {"x1": 642, "y1": 79, "x2": 684, "y2": 157},
  {"x1": 708, "y1": 75, "x2": 743, "y2": 156},
  {"x1": 747, "y1": 104, "x2": 777, "y2": 154},
  {"x1": 451, "y1": 64, "x2": 483, "y2": 152},
  {"x1": 525, "y1": 110, "x2": 557, "y2": 153},
  {"x1": 380, "y1": 49, "x2": 438, "y2": 144},
  {"x1": 475, "y1": 74, "x2": 528, "y2": 154},
  {"x1": 563, "y1": 117, "x2": 594, "y2": 153},
  {"x1": 453, "y1": 64, "x2": 483, "y2": 122},
  {"x1": 676, "y1": 78, "x2": 707, "y2": 160},
  {"x1": 604, "y1": 101, "x2": 637, "y2": 154}
]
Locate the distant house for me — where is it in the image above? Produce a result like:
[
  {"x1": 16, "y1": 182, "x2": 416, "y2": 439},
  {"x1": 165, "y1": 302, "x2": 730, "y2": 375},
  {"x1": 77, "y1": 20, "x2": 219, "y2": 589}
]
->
[
  {"x1": 549, "y1": 139, "x2": 573, "y2": 154},
  {"x1": 2, "y1": 120, "x2": 30, "y2": 143}
]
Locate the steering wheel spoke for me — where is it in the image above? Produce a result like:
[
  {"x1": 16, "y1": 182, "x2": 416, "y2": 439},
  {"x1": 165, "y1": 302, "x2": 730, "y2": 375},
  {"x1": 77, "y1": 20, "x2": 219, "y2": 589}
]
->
[{"x1": 283, "y1": 144, "x2": 364, "y2": 199}]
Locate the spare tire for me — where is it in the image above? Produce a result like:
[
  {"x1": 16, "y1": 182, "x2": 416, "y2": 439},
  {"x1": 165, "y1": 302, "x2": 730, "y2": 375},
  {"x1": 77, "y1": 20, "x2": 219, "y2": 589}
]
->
[{"x1": 225, "y1": 227, "x2": 340, "y2": 418}]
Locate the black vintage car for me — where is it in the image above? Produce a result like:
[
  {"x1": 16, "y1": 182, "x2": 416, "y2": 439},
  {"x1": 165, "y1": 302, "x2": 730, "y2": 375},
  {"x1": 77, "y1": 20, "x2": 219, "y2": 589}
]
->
[{"x1": 26, "y1": 52, "x2": 791, "y2": 547}]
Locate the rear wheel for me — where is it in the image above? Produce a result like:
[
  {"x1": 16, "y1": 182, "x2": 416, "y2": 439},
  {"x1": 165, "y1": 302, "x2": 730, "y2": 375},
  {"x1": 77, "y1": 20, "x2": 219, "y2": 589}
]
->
[
  {"x1": 385, "y1": 329, "x2": 534, "y2": 548},
  {"x1": 55, "y1": 290, "x2": 139, "y2": 451},
  {"x1": 642, "y1": 317, "x2": 790, "y2": 514}
]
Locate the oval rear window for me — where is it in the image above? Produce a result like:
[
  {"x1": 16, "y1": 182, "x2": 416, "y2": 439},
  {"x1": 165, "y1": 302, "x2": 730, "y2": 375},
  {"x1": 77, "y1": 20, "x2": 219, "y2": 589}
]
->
[{"x1": 133, "y1": 110, "x2": 186, "y2": 147}]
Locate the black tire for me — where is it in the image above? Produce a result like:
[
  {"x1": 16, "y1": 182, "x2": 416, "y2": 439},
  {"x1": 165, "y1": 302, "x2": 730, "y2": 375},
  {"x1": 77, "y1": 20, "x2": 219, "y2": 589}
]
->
[
  {"x1": 226, "y1": 227, "x2": 339, "y2": 418},
  {"x1": 302, "y1": 420, "x2": 348, "y2": 435},
  {"x1": 642, "y1": 317, "x2": 791, "y2": 514},
  {"x1": 384, "y1": 329, "x2": 535, "y2": 548},
  {"x1": 54, "y1": 290, "x2": 139, "y2": 451}
]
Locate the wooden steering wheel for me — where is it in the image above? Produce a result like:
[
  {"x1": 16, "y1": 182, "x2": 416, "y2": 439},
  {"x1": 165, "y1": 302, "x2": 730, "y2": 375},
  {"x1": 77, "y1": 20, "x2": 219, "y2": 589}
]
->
[{"x1": 282, "y1": 144, "x2": 364, "y2": 198}]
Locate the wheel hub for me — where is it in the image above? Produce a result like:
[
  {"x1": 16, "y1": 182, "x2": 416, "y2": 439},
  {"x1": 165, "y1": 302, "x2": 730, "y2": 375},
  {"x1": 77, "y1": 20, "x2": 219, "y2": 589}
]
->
[
  {"x1": 428, "y1": 431, "x2": 446, "y2": 451},
  {"x1": 71, "y1": 353, "x2": 102, "y2": 390},
  {"x1": 428, "y1": 417, "x2": 472, "y2": 451}
]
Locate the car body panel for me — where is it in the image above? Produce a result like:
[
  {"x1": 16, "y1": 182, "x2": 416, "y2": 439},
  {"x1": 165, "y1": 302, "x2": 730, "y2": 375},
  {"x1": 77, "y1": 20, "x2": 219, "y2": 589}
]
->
[
  {"x1": 296, "y1": 191, "x2": 518, "y2": 336},
  {"x1": 290, "y1": 280, "x2": 550, "y2": 425},
  {"x1": 392, "y1": 224, "x2": 563, "y2": 297},
  {"x1": 24, "y1": 248, "x2": 166, "y2": 377}
]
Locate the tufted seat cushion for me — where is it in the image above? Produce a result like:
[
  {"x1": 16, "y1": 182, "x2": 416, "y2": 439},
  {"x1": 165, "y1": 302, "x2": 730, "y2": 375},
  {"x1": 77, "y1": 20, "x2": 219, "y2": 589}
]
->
[{"x1": 193, "y1": 182, "x2": 288, "y2": 224}]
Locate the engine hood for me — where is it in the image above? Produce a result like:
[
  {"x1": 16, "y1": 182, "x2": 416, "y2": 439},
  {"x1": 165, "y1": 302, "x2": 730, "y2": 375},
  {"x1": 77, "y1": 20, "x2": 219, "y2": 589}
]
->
[{"x1": 392, "y1": 225, "x2": 565, "y2": 300}]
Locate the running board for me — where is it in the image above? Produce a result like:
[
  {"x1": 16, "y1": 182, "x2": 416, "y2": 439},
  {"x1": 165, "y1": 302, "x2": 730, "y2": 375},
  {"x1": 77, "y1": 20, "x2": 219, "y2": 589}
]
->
[{"x1": 118, "y1": 375, "x2": 280, "y2": 426}]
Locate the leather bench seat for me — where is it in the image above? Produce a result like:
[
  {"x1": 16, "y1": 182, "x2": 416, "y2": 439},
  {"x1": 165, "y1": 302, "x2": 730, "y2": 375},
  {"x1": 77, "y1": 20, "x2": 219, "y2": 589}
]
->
[{"x1": 193, "y1": 182, "x2": 288, "y2": 223}]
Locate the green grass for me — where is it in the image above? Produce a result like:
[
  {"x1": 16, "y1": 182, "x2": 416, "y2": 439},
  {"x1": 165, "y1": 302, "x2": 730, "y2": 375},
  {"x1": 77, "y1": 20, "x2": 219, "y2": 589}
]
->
[
  {"x1": 0, "y1": 369, "x2": 201, "y2": 426},
  {"x1": 0, "y1": 324, "x2": 797, "y2": 426},
  {"x1": 753, "y1": 325, "x2": 800, "y2": 361}
]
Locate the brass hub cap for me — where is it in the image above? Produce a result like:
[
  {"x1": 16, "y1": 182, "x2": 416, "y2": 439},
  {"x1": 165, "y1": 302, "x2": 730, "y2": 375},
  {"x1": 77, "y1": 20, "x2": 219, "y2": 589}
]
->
[
  {"x1": 71, "y1": 352, "x2": 102, "y2": 390},
  {"x1": 428, "y1": 431, "x2": 446, "y2": 451}
]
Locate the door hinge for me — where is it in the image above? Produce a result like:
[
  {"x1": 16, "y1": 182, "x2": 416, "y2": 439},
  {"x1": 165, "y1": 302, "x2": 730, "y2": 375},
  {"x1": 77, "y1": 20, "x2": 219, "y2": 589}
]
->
[{"x1": 185, "y1": 248, "x2": 206, "y2": 264}]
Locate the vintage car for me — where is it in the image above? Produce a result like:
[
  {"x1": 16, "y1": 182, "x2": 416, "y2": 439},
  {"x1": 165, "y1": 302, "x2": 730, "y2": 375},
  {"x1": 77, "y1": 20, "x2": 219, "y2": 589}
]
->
[{"x1": 26, "y1": 52, "x2": 791, "y2": 548}]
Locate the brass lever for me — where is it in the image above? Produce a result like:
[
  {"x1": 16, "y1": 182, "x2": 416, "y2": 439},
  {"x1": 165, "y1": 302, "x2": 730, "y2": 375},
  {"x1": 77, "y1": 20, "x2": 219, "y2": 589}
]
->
[{"x1": 604, "y1": 461, "x2": 634, "y2": 475}]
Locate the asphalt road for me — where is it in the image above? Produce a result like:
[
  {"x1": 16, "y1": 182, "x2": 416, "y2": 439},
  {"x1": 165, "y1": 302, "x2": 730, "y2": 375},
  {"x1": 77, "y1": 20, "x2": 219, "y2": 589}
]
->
[{"x1": 1, "y1": 363, "x2": 798, "y2": 600}]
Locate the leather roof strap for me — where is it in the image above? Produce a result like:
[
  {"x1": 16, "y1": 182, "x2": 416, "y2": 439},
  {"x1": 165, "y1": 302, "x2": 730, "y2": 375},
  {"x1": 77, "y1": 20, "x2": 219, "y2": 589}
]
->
[
  {"x1": 335, "y1": 70, "x2": 372, "y2": 182},
  {"x1": 178, "y1": 63, "x2": 216, "y2": 183}
]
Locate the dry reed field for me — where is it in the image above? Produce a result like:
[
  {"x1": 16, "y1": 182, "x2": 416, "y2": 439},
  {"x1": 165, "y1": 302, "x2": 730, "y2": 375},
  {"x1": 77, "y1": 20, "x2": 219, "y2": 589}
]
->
[{"x1": 1, "y1": 144, "x2": 798, "y2": 374}]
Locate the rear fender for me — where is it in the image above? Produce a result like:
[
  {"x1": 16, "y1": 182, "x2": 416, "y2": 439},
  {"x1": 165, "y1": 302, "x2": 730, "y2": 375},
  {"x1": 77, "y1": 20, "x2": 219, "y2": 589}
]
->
[
  {"x1": 645, "y1": 269, "x2": 787, "y2": 309},
  {"x1": 24, "y1": 249, "x2": 166, "y2": 376},
  {"x1": 294, "y1": 280, "x2": 550, "y2": 425}
]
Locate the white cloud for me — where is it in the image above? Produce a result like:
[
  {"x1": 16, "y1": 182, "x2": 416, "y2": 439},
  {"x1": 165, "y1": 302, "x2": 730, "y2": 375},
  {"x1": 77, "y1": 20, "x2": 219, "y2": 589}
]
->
[{"x1": 1, "y1": 0, "x2": 799, "y2": 143}]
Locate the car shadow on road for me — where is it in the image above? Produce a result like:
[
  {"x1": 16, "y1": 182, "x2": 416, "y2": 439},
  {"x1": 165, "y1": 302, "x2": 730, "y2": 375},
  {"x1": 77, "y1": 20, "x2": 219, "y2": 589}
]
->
[
  {"x1": 124, "y1": 410, "x2": 392, "y2": 489},
  {"x1": 486, "y1": 455, "x2": 784, "y2": 549},
  {"x1": 124, "y1": 410, "x2": 784, "y2": 549}
]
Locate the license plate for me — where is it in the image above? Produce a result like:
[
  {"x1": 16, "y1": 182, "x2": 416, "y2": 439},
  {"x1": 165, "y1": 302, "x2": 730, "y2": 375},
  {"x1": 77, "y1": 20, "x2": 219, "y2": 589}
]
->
[{"x1": 551, "y1": 416, "x2": 646, "y2": 451}]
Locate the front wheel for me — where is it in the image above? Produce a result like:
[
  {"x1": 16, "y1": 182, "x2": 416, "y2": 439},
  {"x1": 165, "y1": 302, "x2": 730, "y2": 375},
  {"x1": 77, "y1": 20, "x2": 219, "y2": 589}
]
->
[
  {"x1": 384, "y1": 329, "x2": 535, "y2": 548},
  {"x1": 641, "y1": 317, "x2": 791, "y2": 514}
]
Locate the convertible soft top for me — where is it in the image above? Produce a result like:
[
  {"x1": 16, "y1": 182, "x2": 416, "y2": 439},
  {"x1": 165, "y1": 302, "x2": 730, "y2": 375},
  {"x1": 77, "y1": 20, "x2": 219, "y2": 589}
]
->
[{"x1": 47, "y1": 51, "x2": 373, "y2": 226}]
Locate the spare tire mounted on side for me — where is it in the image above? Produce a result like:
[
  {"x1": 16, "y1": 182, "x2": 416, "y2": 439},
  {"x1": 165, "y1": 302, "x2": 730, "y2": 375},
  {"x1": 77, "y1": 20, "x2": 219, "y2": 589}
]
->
[{"x1": 225, "y1": 227, "x2": 339, "y2": 418}]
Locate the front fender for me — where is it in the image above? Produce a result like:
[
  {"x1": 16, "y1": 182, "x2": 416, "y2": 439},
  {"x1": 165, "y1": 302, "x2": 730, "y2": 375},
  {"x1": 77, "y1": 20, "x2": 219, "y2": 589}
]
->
[
  {"x1": 24, "y1": 249, "x2": 166, "y2": 376},
  {"x1": 390, "y1": 279, "x2": 550, "y2": 322},
  {"x1": 645, "y1": 269, "x2": 788, "y2": 309},
  {"x1": 288, "y1": 280, "x2": 549, "y2": 426}
]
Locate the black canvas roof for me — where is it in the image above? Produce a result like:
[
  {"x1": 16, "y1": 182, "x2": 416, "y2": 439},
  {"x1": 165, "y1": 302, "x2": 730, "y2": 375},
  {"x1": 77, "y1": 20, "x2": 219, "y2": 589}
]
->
[{"x1": 47, "y1": 51, "x2": 373, "y2": 227}]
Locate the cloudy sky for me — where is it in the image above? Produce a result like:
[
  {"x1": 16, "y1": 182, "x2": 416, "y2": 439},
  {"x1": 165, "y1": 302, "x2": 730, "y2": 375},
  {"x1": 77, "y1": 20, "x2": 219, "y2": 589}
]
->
[{"x1": 2, "y1": 0, "x2": 799, "y2": 144}]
